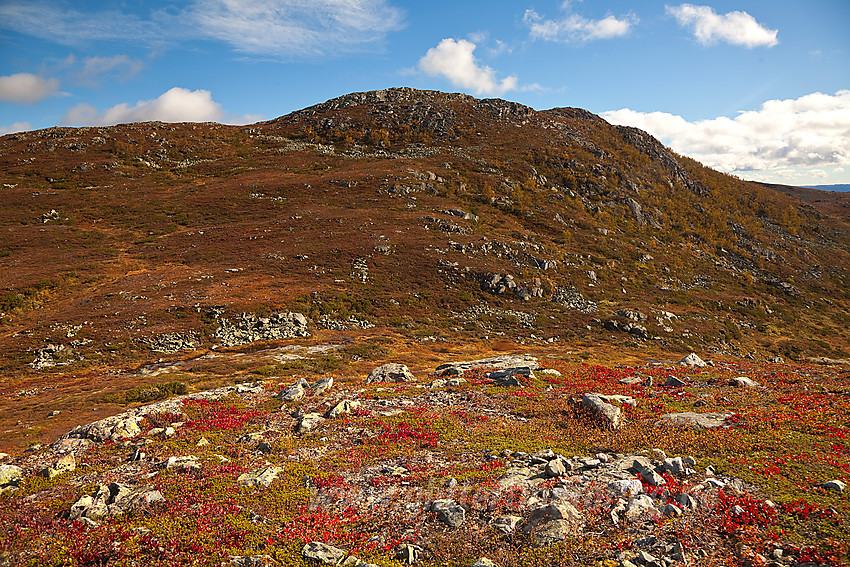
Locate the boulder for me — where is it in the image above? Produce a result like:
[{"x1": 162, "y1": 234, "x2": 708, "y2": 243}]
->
[
  {"x1": 489, "y1": 367, "x2": 534, "y2": 387},
  {"x1": 366, "y1": 363, "x2": 416, "y2": 383},
  {"x1": 0, "y1": 464, "x2": 23, "y2": 493},
  {"x1": 214, "y1": 311, "x2": 309, "y2": 347},
  {"x1": 279, "y1": 378, "x2": 309, "y2": 401},
  {"x1": 522, "y1": 502, "x2": 583, "y2": 539},
  {"x1": 819, "y1": 479, "x2": 846, "y2": 493},
  {"x1": 581, "y1": 393, "x2": 636, "y2": 429},
  {"x1": 435, "y1": 355, "x2": 540, "y2": 377},
  {"x1": 678, "y1": 353, "x2": 707, "y2": 367}
]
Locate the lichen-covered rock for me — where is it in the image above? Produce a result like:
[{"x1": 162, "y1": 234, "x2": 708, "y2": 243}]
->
[
  {"x1": 431, "y1": 498, "x2": 465, "y2": 527},
  {"x1": 327, "y1": 400, "x2": 361, "y2": 419},
  {"x1": 366, "y1": 363, "x2": 416, "y2": 383},
  {"x1": 302, "y1": 541, "x2": 346, "y2": 564},
  {"x1": 69, "y1": 483, "x2": 164, "y2": 519},
  {"x1": 238, "y1": 467, "x2": 284, "y2": 488}
]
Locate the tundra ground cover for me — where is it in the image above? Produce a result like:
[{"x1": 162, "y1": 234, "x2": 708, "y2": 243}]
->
[{"x1": 1, "y1": 356, "x2": 848, "y2": 566}]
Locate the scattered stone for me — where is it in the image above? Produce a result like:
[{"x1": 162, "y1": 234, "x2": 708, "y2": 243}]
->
[
  {"x1": 660, "y1": 412, "x2": 734, "y2": 430},
  {"x1": 545, "y1": 458, "x2": 569, "y2": 478},
  {"x1": 41, "y1": 209, "x2": 60, "y2": 223},
  {"x1": 66, "y1": 415, "x2": 142, "y2": 442},
  {"x1": 431, "y1": 498, "x2": 466, "y2": 527},
  {"x1": 550, "y1": 286, "x2": 597, "y2": 313},
  {"x1": 472, "y1": 558, "x2": 498, "y2": 567},
  {"x1": 620, "y1": 376, "x2": 642, "y2": 385},
  {"x1": 302, "y1": 541, "x2": 347, "y2": 565},
  {"x1": 664, "y1": 503, "x2": 683, "y2": 517},
  {"x1": 164, "y1": 456, "x2": 200, "y2": 472},
  {"x1": 677, "y1": 353, "x2": 706, "y2": 368},
  {"x1": 625, "y1": 494, "x2": 659, "y2": 520},
  {"x1": 366, "y1": 363, "x2": 416, "y2": 383},
  {"x1": 540, "y1": 368, "x2": 562, "y2": 377},
  {"x1": 147, "y1": 332, "x2": 200, "y2": 354},
  {"x1": 197, "y1": 437, "x2": 210, "y2": 447},
  {"x1": 609, "y1": 479, "x2": 644, "y2": 496},
  {"x1": 29, "y1": 344, "x2": 67, "y2": 369}
]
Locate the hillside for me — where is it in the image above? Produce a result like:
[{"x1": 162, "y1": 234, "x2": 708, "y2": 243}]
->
[{"x1": 0, "y1": 88, "x2": 849, "y2": 566}]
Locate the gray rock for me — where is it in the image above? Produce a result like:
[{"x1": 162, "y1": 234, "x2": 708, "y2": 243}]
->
[
  {"x1": 490, "y1": 367, "x2": 535, "y2": 387},
  {"x1": 609, "y1": 479, "x2": 643, "y2": 496},
  {"x1": 639, "y1": 469, "x2": 666, "y2": 486},
  {"x1": 663, "y1": 457, "x2": 685, "y2": 476},
  {"x1": 625, "y1": 494, "x2": 659, "y2": 520},
  {"x1": 39, "y1": 454, "x2": 76, "y2": 479},
  {"x1": 366, "y1": 363, "x2": 416, "y2": 383},
  {"x1": 819, "y1": 479, "x2": 846, "y2": 493},
  {"x1": 237, "y1": 467, "x2": 284, "y2": 488},
  {"x1": 70, "y1": 483, "x2": 164, "y2": 519},
  {"x1": 472, "y1": 558, "x2": 497, "y2": 567},
  {"x1": 435, "y1": 355, "x2": 540, "y2": 377},
  {"x1": 545, "y1": 458, "x2": 569, "y2": 478},
  {"x1": 311, "y1": 376, "x2": 334, "y2": 396},
  {"x1": 327, "y1": 400, "x2": 361, "y2": 419},
  {"x1": 68, "y1": 415, "x2": 142, "y2": 442},
  {"x1": 431, "y1": 498, "x2": 465, "y2": 527},
  {"x1": 676, "y1": 493, "x2": 698, "y2": 510},
  {"x1": 302, "y1": 541, "x2": 346, "y2": 565},
  {"x1": 522, "y1": 502, "x2": 583, "y2": 543},
  {"x1": 660, "y1": 412, "x2": 733, "y2": 430},
  {"x1": 298, "y1": 413, "x2": 326, "y2": 433},
  {"x1": 147, "y1": 332, "x2": 200, "y2": 354},
  {"x1": 29, "y1": 344, "x2": 66, "y2": 369},
  {"x1": 665, "y1": 375, "x2": 686, "y2": 387},
  {"x1": 279, "y1": 378, "x2": 309, "y2": 401},
  {"x1": 664, "y1": 503, "x2": 682, "y2": 517},
  {"x1": 582, "y1": 393, "x2": 623, "y2": 428}
]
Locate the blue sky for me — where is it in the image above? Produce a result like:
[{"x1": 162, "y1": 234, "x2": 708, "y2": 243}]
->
[{"x1": 1, "y1": 0, "x2": 848, "y2": 185}]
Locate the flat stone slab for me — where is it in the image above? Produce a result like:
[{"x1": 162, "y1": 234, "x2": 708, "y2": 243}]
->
[{"x1": 660, "y1": 411, "x2": 734, "y2": 429}]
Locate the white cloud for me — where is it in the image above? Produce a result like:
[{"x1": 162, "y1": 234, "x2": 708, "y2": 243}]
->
[
  {"x1": 0, "y1": 121, "x2": 33, "y2": 136},
  {"x1": 0, "y1": 73, "x2": 60, "y2": 104},
  {"x1": 418, "y1": 38, "x2": 520, "y2": 96},
  {"x1": 601, "y1": 90, "x2": 850, "y2": 181},
  {"x1": 0, "y1": 1, "x2": 162, "y2": 45},
  {"x1": 76, "y1": 55, "x2": 144, "y2": 87},
  {"x1": 188, "y1": 0, "x2": 405, "y2": 57},
  {"x1": 524, "y1": 7, "x2": 636, "y2": 42},
  {"x1": 0, "y1": 1, "x2": 405, "y2": 58},
  {"x1": 666, "y1": 4, "x2": 778, "y2": 48},
  {"x1": 61, "y1": 87, "x2": 262, "y2": 126}
]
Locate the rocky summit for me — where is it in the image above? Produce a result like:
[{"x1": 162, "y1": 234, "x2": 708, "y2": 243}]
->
[{"x1": 0, "y1": 88, "x2": 849, "y2": 566}]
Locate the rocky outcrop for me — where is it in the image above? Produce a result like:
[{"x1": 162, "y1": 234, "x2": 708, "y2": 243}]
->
[
  {"x1": 69, "y1": 482, "x2": 164, "y2": 520},
  {"x1": 550, "y1": 286, "x2": 597, "y2": 313},
  {"x1": 214, "y1": 312, "x2": 309, "y2": 347}
]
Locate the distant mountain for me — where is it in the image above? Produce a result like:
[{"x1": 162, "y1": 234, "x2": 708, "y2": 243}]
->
[{"x1": 804, "y1": 183, "x2": 850, "y2": 192}]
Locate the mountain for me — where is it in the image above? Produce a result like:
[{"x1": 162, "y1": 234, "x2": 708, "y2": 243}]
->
[
  {"x1": 805, "y1": 184, "x2": 850, "y2": 192},
  {"x1": 1, "y1": 88, "x2": 850, "y2": 565}
]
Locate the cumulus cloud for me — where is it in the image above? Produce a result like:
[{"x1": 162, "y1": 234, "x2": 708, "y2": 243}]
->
[
  {"x1": 524, "y1": 6, "x2": 636, "y2": 42},
  {"x1": 0, "y1": 73, "x2": 60, "y2": 104},
  {"x1": 61, "y1": 87, "x2": 261, "y2": 126},
  {"x1": 601, "y1": 90, "x2": 850, "y2": 180},
  {"x1": 187, "y1": 0, "x2": 405, "y2": 57},
  {"x1": 666, "y1": 4, "x2": 778, "y2": 48},
  {"x1": 418, "y1": 38, "x2": 520, "y2": 96},
  {"x1": 0, "y1": 121, "x2": 33, "y2": 136}
]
